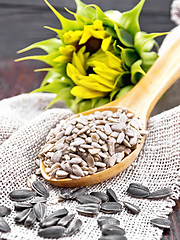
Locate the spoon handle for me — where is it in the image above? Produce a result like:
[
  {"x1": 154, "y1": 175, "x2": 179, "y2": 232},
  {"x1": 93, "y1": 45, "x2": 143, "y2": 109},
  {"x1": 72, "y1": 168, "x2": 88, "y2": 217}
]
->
[{"x1": 107, "y1": 38, "x2": 180, "y2": 125}]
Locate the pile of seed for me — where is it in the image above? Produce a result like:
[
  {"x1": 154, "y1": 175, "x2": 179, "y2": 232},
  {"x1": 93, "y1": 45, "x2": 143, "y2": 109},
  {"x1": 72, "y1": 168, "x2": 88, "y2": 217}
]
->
[
  {"x1": 0, "y1": 181, "x2": 173, "y2": 239},
  {"x1": 39, "y1": 108, "x2": 148, "y2": 180}
]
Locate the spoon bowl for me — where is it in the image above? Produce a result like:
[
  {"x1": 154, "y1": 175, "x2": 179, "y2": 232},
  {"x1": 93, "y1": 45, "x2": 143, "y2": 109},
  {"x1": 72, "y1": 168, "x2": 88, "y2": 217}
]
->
[{"x1": 40, "y1": 38, "x2": 180, "y2": 187}]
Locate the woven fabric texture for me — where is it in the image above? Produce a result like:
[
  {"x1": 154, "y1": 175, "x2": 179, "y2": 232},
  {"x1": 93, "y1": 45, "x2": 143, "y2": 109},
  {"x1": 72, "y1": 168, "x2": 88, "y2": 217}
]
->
[{"x1": 0, "y1": 93, "x2": 180, "y2": 240}]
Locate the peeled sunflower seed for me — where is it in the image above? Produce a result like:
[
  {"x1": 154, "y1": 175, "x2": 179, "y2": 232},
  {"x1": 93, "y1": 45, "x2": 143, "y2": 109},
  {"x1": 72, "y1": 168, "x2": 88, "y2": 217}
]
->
[
  {"x1": 14, "y1": 208, "x2": 32, "y2": 223},
  {"x1": 102, "y1": 224, "x2": 125, "y2": 236},
  {"x1": 90, "y1": 192, "x2": 109, "y2": 203},
  {"x1": 14, "y1": 202, "x2": 32, "y2": 211},
  {"x1": 147, "y1": 188, "x2": 172, "y2": 199},
  {"x1": 99, "y1": 235, "x2": 127, "y2": 240},
  {"x1": 0, "y1": 217, "x2": 11, "y2": 233},
  {"x1": 24, "y1": 209, "x2": 36, "y2": 227},
  {"x1": 9, "y1": 189, "x2": 36, "y2": 202},
  {"x1": 106, "y1": 188, "x2": 119, "y2": 202},
  {"x1": 76, "y1": 203, "x2": 100, "y2": 216},
  {"x1": 65, "y1": 218, "x2": 82, "y2": 236},
  {"x1": 31, "y1": 181, "x2": 49, "y2": 198},
  {"x1": 48, "y1": 208, "x2": 68, "y2": 218},
  {"x1": 127, "y1": 183, "x2": 150, "y2": 198},
  {"x1": 97, "y1": 216, "x2": 120, "y2": 228},
  {"x1": 123, "y1": 201, "x2": 141, "y2": 214},
  {"x1": 76, "y1": 194, "x2": 102, "y2": 204},
  {"x1": 0, "y1": 206, "x2": 11, "y2": 217},
  {"x1": 38, "y1": 226, "x2": 65, "y2": 238},
  {"x1": 101, "y1": 202, "x2": 122, "y2": 214},
  {"x1": 57, "y1": 214, "x2": 75, "y2": 227},
  {"x1": 33, "y1": 202, "x2": 46, "y2": 221},
  {"x1": 150, "y1": 218, "x2": 171, "y2": 229}
]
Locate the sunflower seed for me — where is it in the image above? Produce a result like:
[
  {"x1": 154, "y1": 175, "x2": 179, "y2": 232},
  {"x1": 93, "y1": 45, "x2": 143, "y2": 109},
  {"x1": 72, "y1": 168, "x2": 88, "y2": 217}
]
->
[
  {"x1": 106, "y1": 188, "x2": 119, "y2": 202},
  {"x1": 24, "y1": 209, "x2": 36, "y2": 227},
  {"x1": 102, "y1": 224, "x2": 125, "y2": 236},
  {"x1": 9, "y1": 189, "x2": 36, "y2": 202},
  {"x1": 33, "y1": 202, "x2": 46, "y2": 221},
  {"x1": 30, "y1": 196, "x2": 47, "y2": 204},
  {"x1": 14, "y1": 202, "x2": 32, "y2": 211},
  {"x1": 0, "y1": 217, "x2": 11, "y2": 233},
  {"x1": 57, "y1": 214, "x2": 75, "y2": 227},
  {"x1": 0, "y1": 206, "x2": 11, "y2": 217},
  {"x1": 123, "y1": 201, "x2": 141, "y2": 214},
  {"x1": 38, "y1": 226, "x2": 65, "y2": 238},
  {"x1": 14, "y1": 208, "x2": 31, "y2": 223},
  {"x1": 40, "y1": 217, "x2": 60, "y2": 228},
  {"x1": 76, "y1": 194, "x2": 101, "y2": 204},
  {"x1": 70, "y1": 187, "x2": 89, "y2": 199},
  {"x1": 127, "y1": 183, "x2": 150, "y2": 198},
  {"x1": 65, "y1": 218, "x2": 82, "y2": 236},
  {"x1": 97, "y1": 216, "x2": 120, "y2": 228},
  {"x1": 101, "y1": 202, "x2": 122, "y2": 214},
  {"x1": 48, "y1": 208, "x2": 68, "y2": 218},
  {"x1": 98, "y1": 235, "x2": 127, "y2": 240},
  {"x1": 90, "y1": 192, "x2": 109, "y2": 203},
  {"x1": 31, "y1": 181, "x2": 49, "y2": 198},
  {"x1": 150, "y1": 218, "x2": 171, "y2": 229},
  {"x1": 76, "y1": 203, "x2": 100, "y2": 216},
  {"x1": 147, "y1": 188, "x2": 172, "y2": 199}
]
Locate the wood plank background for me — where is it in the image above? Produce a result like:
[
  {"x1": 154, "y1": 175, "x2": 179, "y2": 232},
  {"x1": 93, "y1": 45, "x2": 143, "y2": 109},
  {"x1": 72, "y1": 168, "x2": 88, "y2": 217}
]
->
[
  {"x1": 1, "y1": 0, "x2": 180, "y2": 117},
  {"x1": 0, "y1": 0, "x2": 175, "y2": 60}
]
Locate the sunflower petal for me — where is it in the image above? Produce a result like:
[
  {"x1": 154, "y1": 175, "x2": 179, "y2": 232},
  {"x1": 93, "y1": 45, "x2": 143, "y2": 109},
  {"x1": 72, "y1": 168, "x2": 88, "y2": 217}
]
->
[{"x1": 71, "y1": 86, "x2": 106, "y2": 98}]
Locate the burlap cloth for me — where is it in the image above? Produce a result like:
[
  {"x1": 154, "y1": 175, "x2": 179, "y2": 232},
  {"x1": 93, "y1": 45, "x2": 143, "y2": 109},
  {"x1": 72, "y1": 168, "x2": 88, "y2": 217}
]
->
[{"x1": 0, "y1": 92, "x2": 180, "y2": 240}]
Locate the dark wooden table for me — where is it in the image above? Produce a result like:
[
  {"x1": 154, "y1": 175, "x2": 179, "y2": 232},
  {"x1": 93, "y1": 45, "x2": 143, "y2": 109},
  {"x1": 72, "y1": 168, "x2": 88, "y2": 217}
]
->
[{"x1": 0, "y1": 59, "x2": 180, "y2": 240}]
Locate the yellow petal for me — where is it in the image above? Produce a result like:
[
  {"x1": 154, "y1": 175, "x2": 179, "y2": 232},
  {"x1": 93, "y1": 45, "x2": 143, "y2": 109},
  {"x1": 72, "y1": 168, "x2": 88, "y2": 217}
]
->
[
  {"x1": 93, "y1": 64, "x2": 120, "y2": 81},
  {"x1": 92, "y1": 30, "x2": 107, "y2": 39},
  {"x1": 54, "y1": 55, "x2": 71, "y2": 63},
  {"x1": 79, "y1": 30, "x2": 92, "y2": 45},
  {"x1": 63, "y1": 30, "x2": 83, "y2": 44},
  {"x1": 93, "y1": 20, "x2": 104, "y2": 30},
  {"x1": 79, "y1": 79, "x2": 112, "y2": 92},
  {"x1": 101, "y1": 36, "x2": 112, "y2": 51},
  {"x1": 89, "y1": 74, "x2": 115, "y2": 88},
  {"x1": 72, "y1": 52, "x2": 86, "y2": 75},
  {"x1": 67, "y1": 63, "x2": 81, "y2": 80},
  {"x1": 105, "y1": 51, "x2": 122, "y2": 71},
  {"x1": 71, "y1": 86, "x2": 106, "y2": 98}
]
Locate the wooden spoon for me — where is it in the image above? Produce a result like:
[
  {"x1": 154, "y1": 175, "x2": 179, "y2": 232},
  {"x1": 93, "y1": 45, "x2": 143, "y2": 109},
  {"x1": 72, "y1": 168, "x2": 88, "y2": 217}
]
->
[{"x1": 40, "y1": 38, "x2": 180, "y2": 187}]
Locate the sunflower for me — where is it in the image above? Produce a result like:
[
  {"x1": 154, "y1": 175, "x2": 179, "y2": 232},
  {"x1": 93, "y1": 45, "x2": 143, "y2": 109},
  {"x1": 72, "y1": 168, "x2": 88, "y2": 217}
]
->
[{"x1": 15, "y1": 0, "x2": 166, "y2": 113}]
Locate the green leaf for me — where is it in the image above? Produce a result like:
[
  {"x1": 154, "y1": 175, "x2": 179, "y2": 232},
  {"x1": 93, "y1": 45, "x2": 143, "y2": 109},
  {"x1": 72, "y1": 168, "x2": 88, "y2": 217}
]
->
[
  {"x1": 131, "y1": 59, "x2": 147, "y2": 84},
  {"x1": 118, "y1": 28, "x2": 134, "y2": 47},
  {"x1": 116, "y1": 72, "x2": 131, "y2": 87},
  {"x1": 87, "y1": 4, "x2": 115, "y2": 28},
  {"x1": 17, "y1": 38, "x2": 63, "y2": 54},
  {"x1": 75, "y1": 0, "x2": 96, "y2": 20},
  {"x1": 44, "y1": 26, "x2": 65, "y2": 43},
  {"x1": 104, "y1": 10, "x2": 122, "y2": 25},
  {"x1": 32, "y1": 81, "x2": 68, "y2": 94},
  {"x1": 141, "y1": 51, "x2": 158, "y2": 72},
  {"x1": 95, "y1": 98, "x2": 110, "y2": 108},
  {"x1": 44, "y1": 0, "x2": 84, "y2": 31},
  {"x1": 15, "y1": 51, "x2": 60, "y2": 67},
  {"x1": 115, "y1": 85, "x2": 134, "y2": 99},
  {"x1": 121, "y1": 48, "x2": 139, "y2": 68},
  {"x1": 79, "y1": 100, "x2": 92, "y2": 112},
  {"x1": 110, "y1": 89, "x2": 119, "y2": 101},
  {"x1": 45, "y1": 86, "x2": 74, "y2": 109},
  {"x1": 119, "y1": 0, "x2": 146, "y2": 36},
  {"x1": 134, "y1": 31, "x2": 168, "y2": 58}
]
